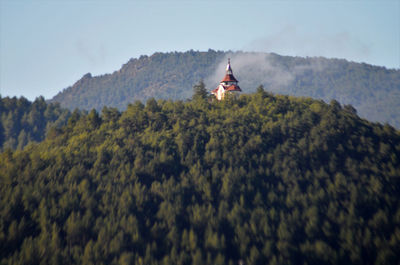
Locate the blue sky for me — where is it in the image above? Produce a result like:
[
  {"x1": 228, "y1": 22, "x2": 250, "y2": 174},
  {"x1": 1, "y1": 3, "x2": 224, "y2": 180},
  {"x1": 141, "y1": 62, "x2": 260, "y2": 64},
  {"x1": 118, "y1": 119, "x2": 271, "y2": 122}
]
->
[{"x1": 1, "y1": 0, "x2": 399, "y2": 100}]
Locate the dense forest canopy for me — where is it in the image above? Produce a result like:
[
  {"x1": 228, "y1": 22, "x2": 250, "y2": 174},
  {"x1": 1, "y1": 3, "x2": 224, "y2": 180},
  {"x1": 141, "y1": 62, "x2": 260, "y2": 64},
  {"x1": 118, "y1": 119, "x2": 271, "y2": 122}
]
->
[
  {"x1": 50, "y1": 50, "x2": 400, "y2": 128},
  {"x1": 0, "y1": 95, "x2": 71, "y2": 151},
  {"x1": 2, "y1": 88, "x2": 400, "y2": 264}
]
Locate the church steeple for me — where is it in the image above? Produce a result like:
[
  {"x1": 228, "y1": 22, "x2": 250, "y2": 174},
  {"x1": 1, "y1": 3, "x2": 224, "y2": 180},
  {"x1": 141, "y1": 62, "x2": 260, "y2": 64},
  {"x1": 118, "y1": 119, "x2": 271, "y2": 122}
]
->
[
  {"x1": 226, "y1": 58, "x2": 233, "y2": 75},
  {"x1": 220, "y1": 58, "x2": 238, "y2": 85},
  {"x1": 211, "y1": 58, "x2": 242, "y2": 100}
]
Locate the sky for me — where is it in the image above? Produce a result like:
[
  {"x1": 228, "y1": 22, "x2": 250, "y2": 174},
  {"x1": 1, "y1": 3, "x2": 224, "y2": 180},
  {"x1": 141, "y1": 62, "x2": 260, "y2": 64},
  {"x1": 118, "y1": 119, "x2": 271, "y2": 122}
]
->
[{"x1": 1, "y1": 0, "x2": 399, "y2": 100}]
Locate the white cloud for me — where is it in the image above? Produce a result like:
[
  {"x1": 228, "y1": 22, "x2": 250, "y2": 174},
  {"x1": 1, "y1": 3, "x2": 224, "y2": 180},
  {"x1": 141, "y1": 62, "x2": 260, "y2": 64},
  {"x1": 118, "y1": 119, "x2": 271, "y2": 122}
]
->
[
  {"x1": 205, "y1": 51, "x2": 329, "y2": 92},
  {"x1": 75, "y1": 38, "x2": 107, "y2": 66},
  {"x1": 243, "y1": 25, "x2": 371, "y2": 61}
]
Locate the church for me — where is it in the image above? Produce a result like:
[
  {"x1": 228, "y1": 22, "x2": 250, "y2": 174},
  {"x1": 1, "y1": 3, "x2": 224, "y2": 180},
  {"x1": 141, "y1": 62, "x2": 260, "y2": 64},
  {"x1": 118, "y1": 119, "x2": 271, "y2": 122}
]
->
[{"x1": 211, "y1": 59, "x2": 242, "y2": 100}]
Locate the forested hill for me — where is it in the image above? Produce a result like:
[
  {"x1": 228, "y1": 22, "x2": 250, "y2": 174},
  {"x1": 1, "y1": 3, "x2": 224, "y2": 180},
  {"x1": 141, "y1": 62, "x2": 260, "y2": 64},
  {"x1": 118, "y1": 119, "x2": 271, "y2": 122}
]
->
[
  {"x1": 2, "y1": 90, "x2": 400, "y2": 264},
  {"x1": 50, "y1": 50, "x2": 400, "y2": 127},
  {"x1": 0, "y1": 96, "x2": 71, "y2": 151},
  {"x1": 51, "y1": 50, "x2": 224, "y2": 110}
]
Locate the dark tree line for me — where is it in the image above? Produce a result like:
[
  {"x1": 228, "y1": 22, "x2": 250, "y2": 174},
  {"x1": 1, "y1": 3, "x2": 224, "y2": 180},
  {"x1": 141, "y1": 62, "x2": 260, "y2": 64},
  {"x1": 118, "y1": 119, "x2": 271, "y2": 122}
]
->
[
  {"x1": 1, "y1": 87, "x2": 400, "y2": 264},
  {"x1": 0, "y1": 96, "x2": 71, "y2": 151}
]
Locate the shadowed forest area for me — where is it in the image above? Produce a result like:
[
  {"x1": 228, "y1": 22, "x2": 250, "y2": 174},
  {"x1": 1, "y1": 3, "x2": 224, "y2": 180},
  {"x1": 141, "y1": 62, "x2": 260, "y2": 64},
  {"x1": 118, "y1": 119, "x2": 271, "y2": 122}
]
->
[{"x1": 0, "y1": 96, "x2": 71, "y2": 151}]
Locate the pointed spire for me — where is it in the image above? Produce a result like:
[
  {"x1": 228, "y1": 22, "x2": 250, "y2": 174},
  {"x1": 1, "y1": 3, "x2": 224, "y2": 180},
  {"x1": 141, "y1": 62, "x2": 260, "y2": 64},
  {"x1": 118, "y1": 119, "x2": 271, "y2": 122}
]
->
[
  {"x1": 226, "y1": 58, "x2": 232, "y2": 75},
  {"x1": 220, "y1": 58, "x2": 238, "y2": 83}
]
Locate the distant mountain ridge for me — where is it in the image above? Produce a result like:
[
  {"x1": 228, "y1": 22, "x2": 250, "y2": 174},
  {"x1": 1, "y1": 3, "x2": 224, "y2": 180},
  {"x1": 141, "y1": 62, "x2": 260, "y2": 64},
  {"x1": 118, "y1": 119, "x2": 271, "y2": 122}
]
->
[{"x1": 50, "y1": 50, "x2": 400, "y2": 127}]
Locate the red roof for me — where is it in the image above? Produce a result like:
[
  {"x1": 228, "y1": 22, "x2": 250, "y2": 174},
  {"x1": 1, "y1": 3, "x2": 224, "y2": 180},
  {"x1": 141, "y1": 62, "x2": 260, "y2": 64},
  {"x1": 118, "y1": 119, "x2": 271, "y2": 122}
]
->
[
  {"x1": 212, "y1": 84, "x2": 241, "y2": 94},
  {"x1": 225, "y1": 84, "x2": 241, "y2": 91},
  {"x1": 221, "y1": 74, "x2": 238, "y2": 83}
]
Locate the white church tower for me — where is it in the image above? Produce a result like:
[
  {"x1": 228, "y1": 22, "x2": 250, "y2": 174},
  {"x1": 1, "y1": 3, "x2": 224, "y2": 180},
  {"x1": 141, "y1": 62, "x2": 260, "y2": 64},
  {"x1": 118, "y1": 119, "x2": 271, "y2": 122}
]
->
[{"x1": 211, "y1": 58, "x2": 242, "y2": 100}]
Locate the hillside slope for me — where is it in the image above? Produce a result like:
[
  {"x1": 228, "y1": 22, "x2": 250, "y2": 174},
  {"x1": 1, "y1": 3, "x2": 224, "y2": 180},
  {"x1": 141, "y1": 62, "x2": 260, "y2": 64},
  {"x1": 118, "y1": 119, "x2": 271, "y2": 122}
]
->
[
  {"x1": 50, "y1": 50, "x2": 400, "y2": 127},
  {"x1": 51, "y1": 50, "x2": 224, "y2": 110},
  {"x1": 2, "y1": 92, "x2": 400, "y2": 264}
]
